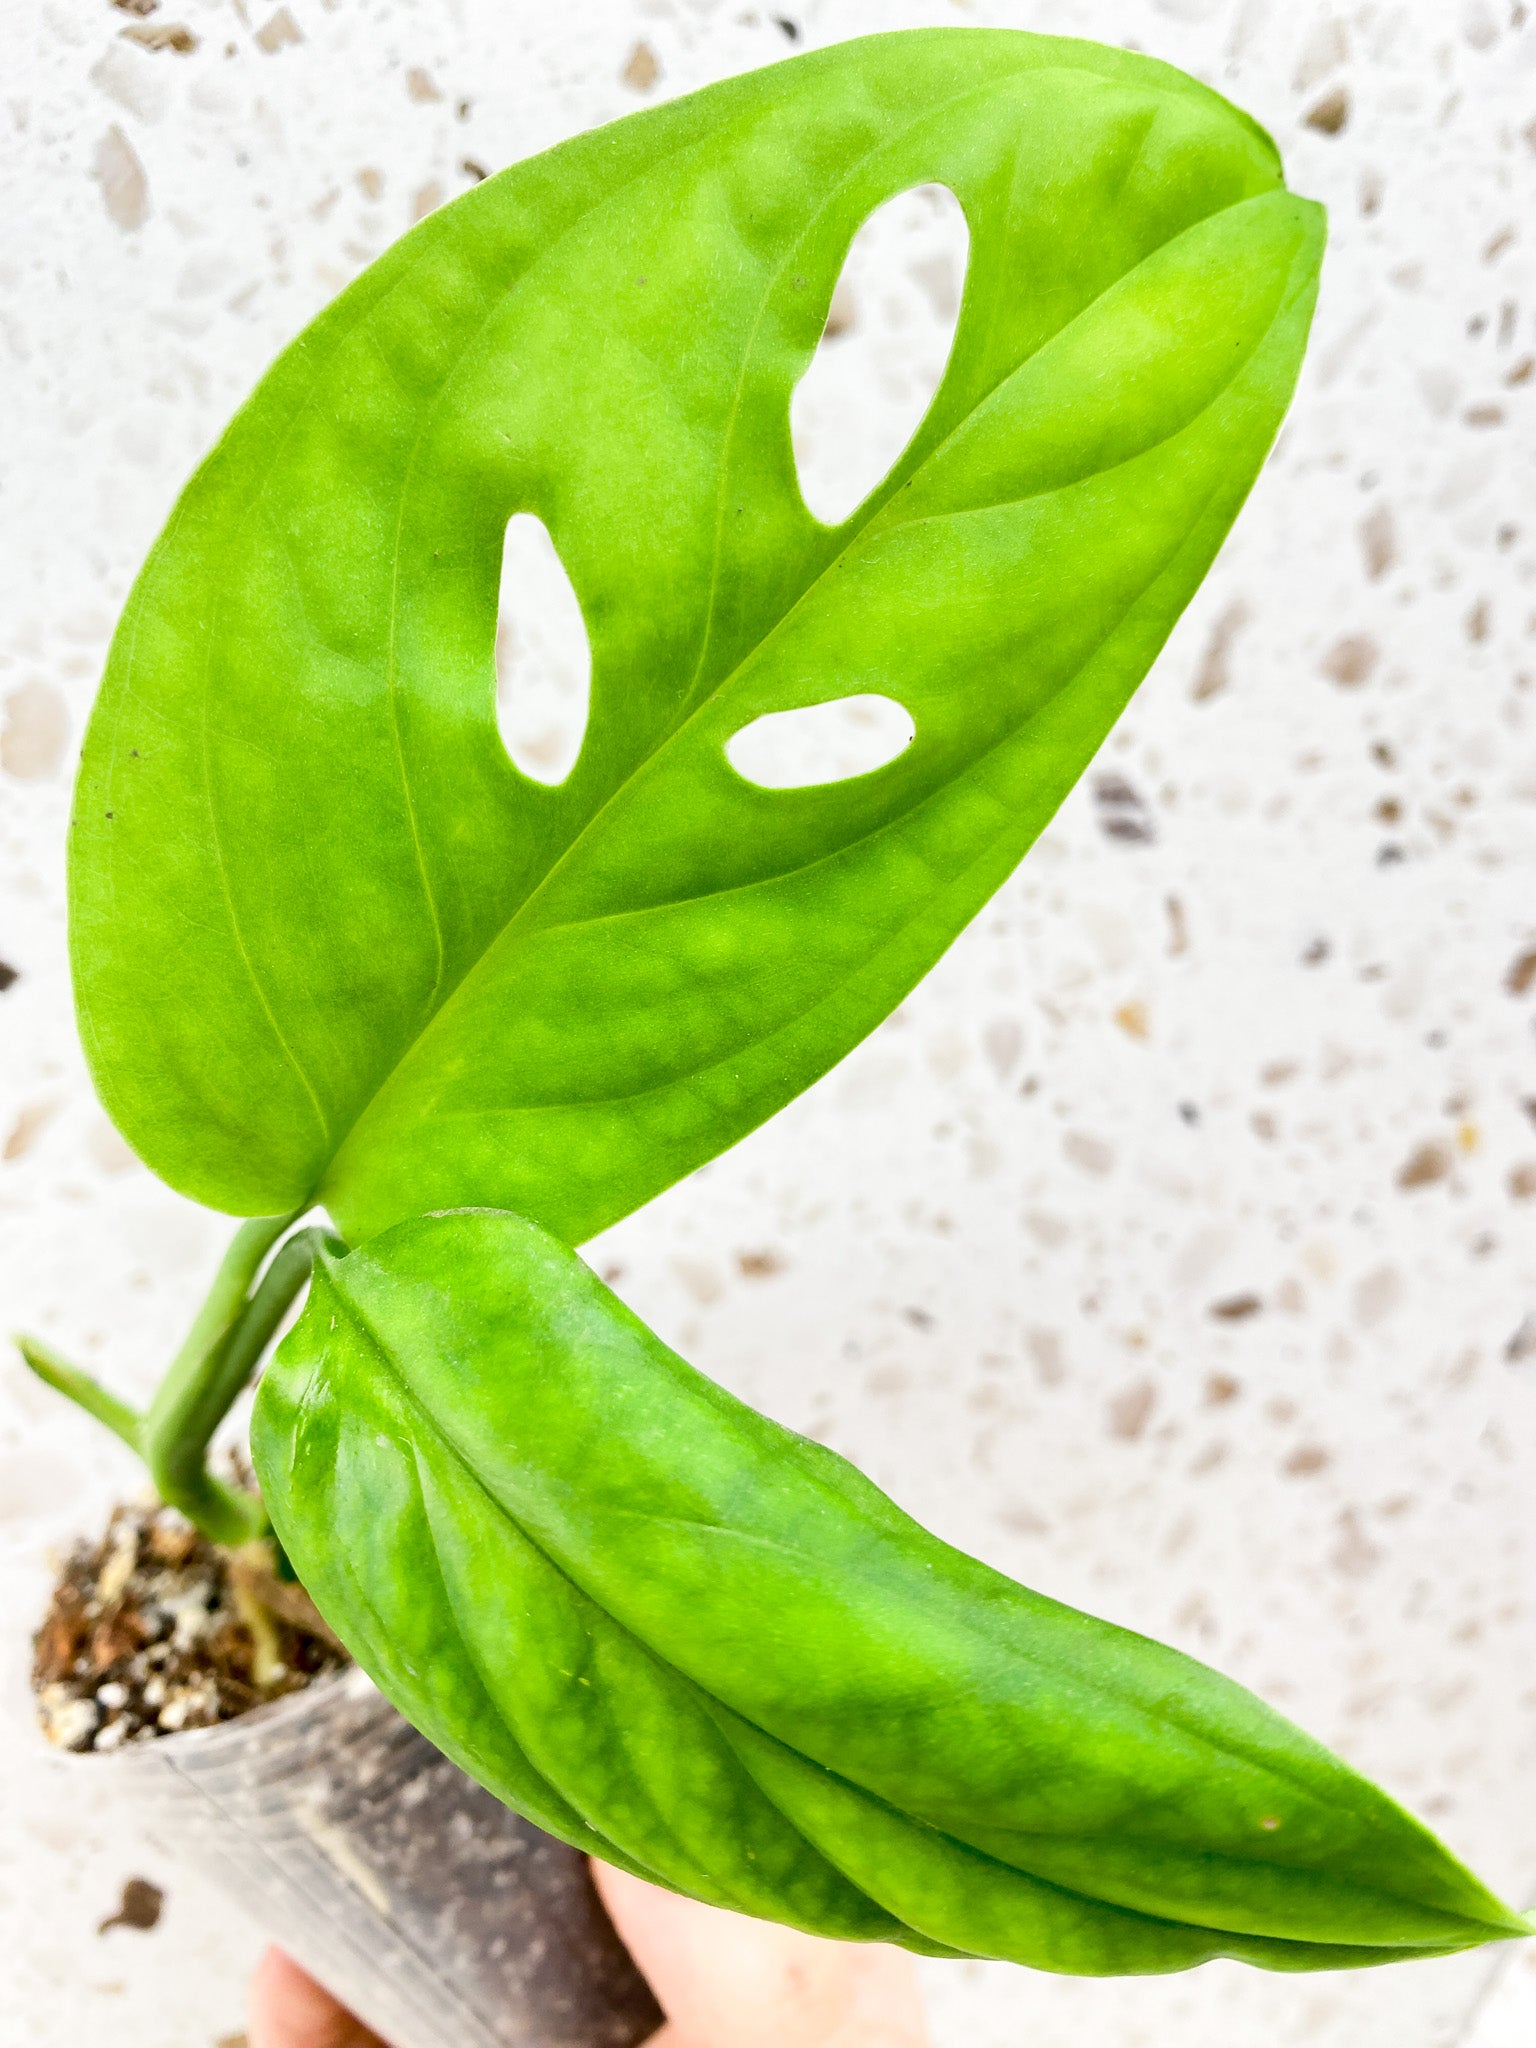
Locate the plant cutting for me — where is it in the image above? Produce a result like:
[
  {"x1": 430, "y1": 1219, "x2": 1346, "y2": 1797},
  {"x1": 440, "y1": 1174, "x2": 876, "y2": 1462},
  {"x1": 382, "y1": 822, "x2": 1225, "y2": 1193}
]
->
[{"x1": 20, "y1": 20, "x2": 1530, "y2": 2034}]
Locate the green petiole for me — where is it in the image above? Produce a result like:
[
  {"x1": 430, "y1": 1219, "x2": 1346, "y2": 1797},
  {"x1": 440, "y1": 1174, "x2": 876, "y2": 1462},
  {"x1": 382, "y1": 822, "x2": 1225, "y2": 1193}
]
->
[
  {"x1": 139, "y1": 1212, "x2": 321, "y2": 1545},
  {"x1": 15, "y1": 1211, "x2": 339, "y2": 1548},
  {"x1": 15, "y1": 1337, "x2": 145, "y2": 1454}
]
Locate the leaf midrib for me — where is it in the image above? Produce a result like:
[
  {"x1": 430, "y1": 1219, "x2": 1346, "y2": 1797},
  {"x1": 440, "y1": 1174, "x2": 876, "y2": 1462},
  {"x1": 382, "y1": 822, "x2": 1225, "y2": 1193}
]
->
[
  {"x1": 337, "y1": 1256, "x2": 1332, "y2": 1813},
  {"x1": 325, "y1": 1262, "x2": 1480, "y2": 1948},
  {"x1": 341, "y1": 1282, "x2": 1179, "y2": 1937},
  {"x1": 330, "y1": 221, "x2": 1304, "y2": 1159},
  {"x1": 236, "y1": 84, "x2": 987, "y2": 1169},
  {"x1": 317, "y1": 174, "x2": 1286, "y2": 1190}
]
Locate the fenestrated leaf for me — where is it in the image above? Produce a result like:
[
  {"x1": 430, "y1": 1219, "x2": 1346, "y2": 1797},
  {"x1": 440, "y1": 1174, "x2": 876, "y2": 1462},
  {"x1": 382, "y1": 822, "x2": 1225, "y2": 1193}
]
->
[
  {"x1": 251, "y1": 1210, "x2": 1530, "y2": 1973},
  {"x1": 72, "y1": 29, "x2": 1323, "y2": 1243}
]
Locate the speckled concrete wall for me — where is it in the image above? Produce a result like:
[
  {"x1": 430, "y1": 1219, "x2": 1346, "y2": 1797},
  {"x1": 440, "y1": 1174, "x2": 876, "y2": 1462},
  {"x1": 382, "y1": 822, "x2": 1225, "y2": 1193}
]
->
[{"x1": 2, "y1": 2, "x2": 1535, "y2": 2044}]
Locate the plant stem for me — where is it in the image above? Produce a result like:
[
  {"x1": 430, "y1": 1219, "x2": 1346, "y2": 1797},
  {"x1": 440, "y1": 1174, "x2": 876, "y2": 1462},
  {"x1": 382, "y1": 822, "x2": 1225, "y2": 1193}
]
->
[
  {"x1": 140, "y1": 1211, "x2": 308, "y2": 1545},
  {"x1": 162, "y1": 1223, "x2": 335, "y2": 1475},
  {"x1": 15, "y1": 1338, "x2": 144, "y2": 1452},
  {"x1": 156, "y1": 1213, "x2": 300, "y2": 1403},
  {"x1": 17, "y1": 1210, "x2": 338, "y2": 1550}
]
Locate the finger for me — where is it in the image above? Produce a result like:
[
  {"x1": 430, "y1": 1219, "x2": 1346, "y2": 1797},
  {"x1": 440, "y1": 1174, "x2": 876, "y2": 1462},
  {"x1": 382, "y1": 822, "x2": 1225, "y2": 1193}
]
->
[
  {"x1": 248, "y1": 1946, "x2": 389, "y2": 2048},
  {"x1": 592, "y1": 1860, "x2": 929, "y2": 2048}
]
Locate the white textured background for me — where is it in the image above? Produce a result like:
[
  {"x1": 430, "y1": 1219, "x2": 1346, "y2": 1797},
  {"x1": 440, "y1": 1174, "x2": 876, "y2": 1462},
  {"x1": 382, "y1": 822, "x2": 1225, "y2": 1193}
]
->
[{"x1": 3, "y1": 1, "x2": 1536, "y2": 2044}]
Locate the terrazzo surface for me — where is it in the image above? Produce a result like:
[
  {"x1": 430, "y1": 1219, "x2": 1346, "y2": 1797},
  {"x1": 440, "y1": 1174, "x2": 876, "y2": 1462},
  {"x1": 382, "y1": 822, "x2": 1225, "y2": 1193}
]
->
[{"x1": 2, "y1": 1, "x2": 1535, "y2": 2042}]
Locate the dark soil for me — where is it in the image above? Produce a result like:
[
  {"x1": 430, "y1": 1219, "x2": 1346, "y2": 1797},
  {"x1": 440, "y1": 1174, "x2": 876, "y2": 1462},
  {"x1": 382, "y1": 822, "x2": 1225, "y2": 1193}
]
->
[{"x1": 33, "y1": 1498, "x2": 348, "y2": 1752}]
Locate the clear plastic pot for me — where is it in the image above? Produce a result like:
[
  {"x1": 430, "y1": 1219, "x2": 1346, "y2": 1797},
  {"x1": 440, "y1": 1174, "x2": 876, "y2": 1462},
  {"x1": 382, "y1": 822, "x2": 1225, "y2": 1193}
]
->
[{"x1": 93, "y1": 1663, "x2": 663, "y2": 2048}]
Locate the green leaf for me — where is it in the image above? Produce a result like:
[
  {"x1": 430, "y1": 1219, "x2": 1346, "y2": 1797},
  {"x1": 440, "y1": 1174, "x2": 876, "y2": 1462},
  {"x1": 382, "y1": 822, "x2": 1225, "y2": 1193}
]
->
[
  {"x1": 251, "y1": 1210, "x2": 1529, "y2": 1974},
  {"x1": 72, "y1": 28, "x2": 1323, "y2": 1243}
]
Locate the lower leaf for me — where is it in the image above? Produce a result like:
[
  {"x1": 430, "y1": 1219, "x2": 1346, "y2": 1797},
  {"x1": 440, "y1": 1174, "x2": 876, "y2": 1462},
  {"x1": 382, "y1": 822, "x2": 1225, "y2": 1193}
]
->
[{"x1": 251, "y1": 1209, "x2": 1529, "y2": 1975}]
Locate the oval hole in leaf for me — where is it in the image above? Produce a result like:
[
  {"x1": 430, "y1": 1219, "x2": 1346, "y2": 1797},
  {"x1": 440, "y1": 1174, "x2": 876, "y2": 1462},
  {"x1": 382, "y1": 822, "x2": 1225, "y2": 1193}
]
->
[
  {"x1": 495, "y1": 513, "x2": 591, "y2": 786},
  {"x1": 790, "y1": 183, "x2": 968, "y2": 527},
  {"x1": 726, "y1": 695, "x2": 915, "y2": 790}
]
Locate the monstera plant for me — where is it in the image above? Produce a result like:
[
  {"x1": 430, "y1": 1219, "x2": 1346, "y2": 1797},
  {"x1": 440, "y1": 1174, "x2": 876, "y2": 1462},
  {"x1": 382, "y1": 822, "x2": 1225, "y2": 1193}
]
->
[{"x1": 22, "y1": 26, "x2": 1530, "y2": 1980}]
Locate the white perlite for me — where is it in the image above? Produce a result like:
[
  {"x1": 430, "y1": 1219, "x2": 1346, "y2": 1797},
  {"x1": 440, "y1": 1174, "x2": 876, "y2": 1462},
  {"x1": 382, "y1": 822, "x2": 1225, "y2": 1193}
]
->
[{"x1": 2, "y1": 3, "x2": 1534, "y2": 2045}]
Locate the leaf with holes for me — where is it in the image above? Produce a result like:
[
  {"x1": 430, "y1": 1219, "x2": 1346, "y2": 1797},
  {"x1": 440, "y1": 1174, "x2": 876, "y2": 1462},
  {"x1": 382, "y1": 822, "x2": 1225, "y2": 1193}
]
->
[
  {"x1": 252, "y1": 1209, "x2": 1531, "y2": 1971},
  {"x1": 72, "y1": 28, "x2": 1324, "y2": 1241}
]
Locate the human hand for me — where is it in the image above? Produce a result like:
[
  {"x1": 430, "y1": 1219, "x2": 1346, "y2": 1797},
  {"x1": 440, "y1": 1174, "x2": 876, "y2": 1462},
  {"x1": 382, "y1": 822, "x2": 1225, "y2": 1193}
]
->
[
  {"x1": 592, "y1": 1861, "x2": 929, "y2": 2046},
  {"x1": 248, "y1": 1945, "x2": 385, "y2": 2048},
  {"x1": 248, "y1": 1858, "x2": 930, "y2": 2047}
]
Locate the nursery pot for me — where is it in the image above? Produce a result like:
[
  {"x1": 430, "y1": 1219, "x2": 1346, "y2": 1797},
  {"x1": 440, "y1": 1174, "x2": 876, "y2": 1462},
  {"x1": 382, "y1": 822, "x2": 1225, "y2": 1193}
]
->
[{"x1": 88, "y1": 1663, "x2": 663, "y2": 2048}]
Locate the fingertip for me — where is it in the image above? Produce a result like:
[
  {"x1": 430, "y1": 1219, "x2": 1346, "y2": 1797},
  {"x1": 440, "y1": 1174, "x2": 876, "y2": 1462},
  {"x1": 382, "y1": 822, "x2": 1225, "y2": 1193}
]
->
[
  {"x1": 591, "y1": 1860, "x2": 712, "y2": 1998},
  {"x1": 589, "y1": 1861, "x2": 929, "y2": 2047},
  {"x1": 248, "y1": 1946, "x2": 385, "y2": 2048}
]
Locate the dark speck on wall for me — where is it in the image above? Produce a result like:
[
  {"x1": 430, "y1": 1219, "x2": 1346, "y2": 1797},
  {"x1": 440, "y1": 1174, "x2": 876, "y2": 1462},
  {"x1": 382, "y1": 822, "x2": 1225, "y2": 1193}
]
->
[
  {"x1": 1092, "y1": 772, "x2": 1156, "y2": 845},
  {"x1": 1210, "y1": 1293, "x2": 1263, "y2": 1322},
  {"x1": 1304, "y1": 86, "x2": 1350, "y2": 136},
  {"x1": 98, "y1": 1877, "x2": 164, "y2": 1936}
]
